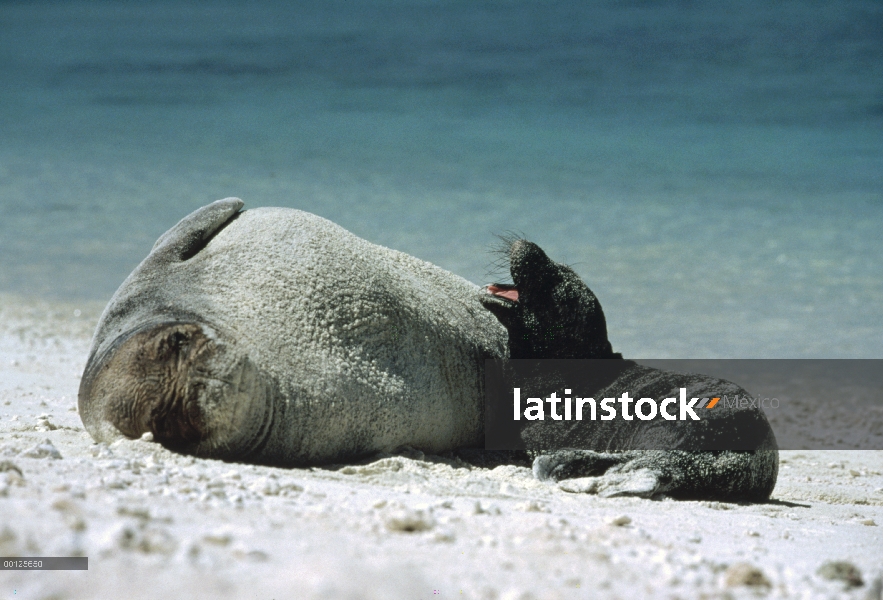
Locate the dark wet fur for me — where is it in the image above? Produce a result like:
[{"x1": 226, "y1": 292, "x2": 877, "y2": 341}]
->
[{"x1": 481, "y1": 238, "x2": 620, "y2": 360}]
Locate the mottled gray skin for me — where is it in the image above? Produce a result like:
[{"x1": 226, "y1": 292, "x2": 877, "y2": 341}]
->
[
  {"x1": 480, "y1": 239, "x2": 778, "y2": 501},
  {"x1": 79, "y1": 198, "x2": 507, "y2": 465}
]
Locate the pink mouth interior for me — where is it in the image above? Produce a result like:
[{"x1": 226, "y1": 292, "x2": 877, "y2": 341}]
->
[{"x1": 487, "y1": 285, "x2": 519, "y2": 302}]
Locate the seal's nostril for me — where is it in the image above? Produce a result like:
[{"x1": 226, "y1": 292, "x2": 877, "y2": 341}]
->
[{"x1": 168, "y1": 330, "x2": 191, "y2": 354}]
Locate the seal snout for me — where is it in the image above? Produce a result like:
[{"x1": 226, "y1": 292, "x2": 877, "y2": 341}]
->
[
  {"x1": 79, "y1": 322, "x2": 219, "y2": 447},
  {"x1": 485, "y1": 238, "x2": 560, "y2": 303},
  {"x1": 480, "y1": 236, "x2": 620, "y2": 360}
]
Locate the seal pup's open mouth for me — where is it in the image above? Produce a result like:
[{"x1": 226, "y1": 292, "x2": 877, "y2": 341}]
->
[
  {"x1": 481, "y1": 283, "x2": 521, "y2": 332},
  {"x1": 485, "y1": 284, "x2": 519, "y2": 303}
]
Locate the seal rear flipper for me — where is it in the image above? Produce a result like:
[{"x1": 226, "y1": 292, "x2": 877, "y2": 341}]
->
[{"x1": 151, "y1": 197, "x2": 244, "y2": 260}]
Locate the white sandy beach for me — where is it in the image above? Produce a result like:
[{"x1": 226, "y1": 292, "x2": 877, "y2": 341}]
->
[{"x1": 0, "y1": 296, "x2": 880, "y2": 600}]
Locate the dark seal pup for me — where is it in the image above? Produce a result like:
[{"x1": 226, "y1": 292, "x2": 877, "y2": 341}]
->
[
  {"x1": 479, "y1": 238, "x2": 778, "y2": 501},
  {"x1": 79, "y1": 198, "x2": 507, "y2": 465}
]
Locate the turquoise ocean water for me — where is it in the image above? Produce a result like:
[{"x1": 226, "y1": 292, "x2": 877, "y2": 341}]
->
[{"x1": 0, "y1": 0, "x2": 880, "y2": 358}]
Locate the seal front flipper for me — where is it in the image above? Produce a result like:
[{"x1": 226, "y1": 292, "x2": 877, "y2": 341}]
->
[
  {"x1": 558, "y1": 469, "x2": 664, "y2": 498},
  {"x1": 536, "y1": 448, "x2": 778, "y2": 501},
  {"x1": 533, "y1": 450, "x2": 670, "y2": 498},
  {"x1": 151, "y1": 197, "x2": 244, "y2": 261},
  {"x1": 532, "y1": 449, "x2": 636, "y2": 481}
]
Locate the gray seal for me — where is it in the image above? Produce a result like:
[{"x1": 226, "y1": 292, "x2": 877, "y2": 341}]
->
[
  {"x1": 479, "y1": 238, "x2": 779, "y2": 501},
  {"x1": 79, "y1": 198, "x2": 507, "y2": 465}
]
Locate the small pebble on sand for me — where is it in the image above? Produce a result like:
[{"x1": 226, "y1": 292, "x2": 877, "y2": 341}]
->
[
  {"x1": 817, "y1": 560, "x2": 863, "y2": 588},
  {"x1": 725, "y1": 563, "x2": 771, "y2": 588},
  {"x1": 384, "y1": 508, "x2": 435, "y2": 533},
  {"x1": 21, "y1": 438, "x2": 62, "y2": 459}
]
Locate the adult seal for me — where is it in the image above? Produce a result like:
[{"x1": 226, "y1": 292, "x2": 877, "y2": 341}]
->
[
  {"x1": 479, "y1": 238, "x2": 778, "y2": 501},
  {"x1": 79, "y1": 198, "x2": 507, "y2": 465}
]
